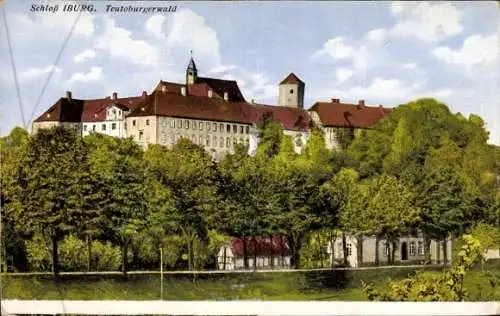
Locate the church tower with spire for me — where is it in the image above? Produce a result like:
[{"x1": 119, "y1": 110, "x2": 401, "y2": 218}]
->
[{"x1": 186, "y1": 50, "x2": 198, "y2": 85}]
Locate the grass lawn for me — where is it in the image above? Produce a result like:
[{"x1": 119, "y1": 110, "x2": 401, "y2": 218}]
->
[{"x1": 1, "y1": 261, "x2": 498, "y2": 301}]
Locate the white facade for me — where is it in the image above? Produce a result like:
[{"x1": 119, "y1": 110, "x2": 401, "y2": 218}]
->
[
  {"x1": 327, "y1": 233, "x2": 453, "y2": 268},
  {"x1": 217, "y1": 245, "x2": 292, "y2": 270},
  {"x1": 82, "y1": 105, "x2": 129, "y2": 138}
]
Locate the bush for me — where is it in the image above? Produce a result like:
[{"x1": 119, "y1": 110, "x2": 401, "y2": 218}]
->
[{"x1": 25, "y1": 234, "x2": 121, "y2": 271}]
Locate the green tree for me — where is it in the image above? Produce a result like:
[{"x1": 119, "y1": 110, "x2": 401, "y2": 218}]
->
[
  {"x1": 344, "y1": 174, "x2": 420, "y2": 264},
  {"x1": 7, "y1": 127, "x2": 93, "y2": 277},
  {"x1": 149, "y1": 139, "x2": 218, "y2": 271},
  {"x1": 0, "y1": 127, "x2": 30, "y2": 272},
  {"x1": 86, "y1": 134, "x2": 147, "y2": 275},
  {"x1": 415, "y1": 166, "x2": 477, "y2": 263}
]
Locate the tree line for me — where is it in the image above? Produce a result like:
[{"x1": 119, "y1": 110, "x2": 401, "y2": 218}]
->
[{"x1": 1, "y1": 98, "x2": 499, "y2": 276}]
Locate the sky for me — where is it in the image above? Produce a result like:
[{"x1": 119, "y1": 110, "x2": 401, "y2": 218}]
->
[{"x1": 0, "y1": 0, "x2": 499, "y2": 145}]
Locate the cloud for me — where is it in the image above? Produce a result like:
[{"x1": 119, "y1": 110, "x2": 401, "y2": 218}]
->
[
  {"x1": 207, "y1": 64, "x2": 237, "y2": 75},
  {"x1": 74, "y1": 49, "x2": 96, "y2": 63},
  {"x1": 19, "y1": 65, "x2": 62, "y2": 80},
  {"x1": 336, "y1": 68, "x2": 354, "y2": 83},
  {"x1": 9, "y1": 8, "x2": 96, "y2": 38},
  {"x1": 391, "y1": 1, "x2": 405, "y2": 15},
  {"x1": 328, "y1": 77, "x2": 425, "y2": 100},
  {"x1": 391, "y1": 2, "x2": 463, "y2": 41},
  {"x1": 432, "y1": 34, "x2": 499, "y2": 70},
  {"x1": 68, "y1": 67, "x2": 102, "y2": 83},
  {"x1": 366, "y1": 28, "x2": 388, "y2": 42},
  {"x1": 312, "y1": 37, "x2": 370, "y2": 70},
  {"x1": 95, "y1": 17, "x2": 160, "y2": 67},
  {"x1": 145, "y1": 15, "x2": 166, "y2": 39},
  {"x1": 402, "y1": 63, "x2": 418, "y2": 69}
]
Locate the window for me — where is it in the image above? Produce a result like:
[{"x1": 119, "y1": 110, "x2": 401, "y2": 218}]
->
[
  {"x1": 92, "y1": 125, "x2": 96, "y2": 131},
  {"x1": 192, "y1": 121, "x2": 196, "y2": 129},
  {"x1": 290, "y1": 89, "x2": 294, "y2": 94},
  {"x1": 191, "y1": 134, "x2": 196, "y2": 143},
  {"x1": 410, "y1": 242, "x2": 416, "y2": 256},
  {"x1": 185, "y1": 120, "x2": 189, "y2": 129},
  {"x1": 199, "y1": 122, "x2": 203, "y2": 130},
  {"x1": 146, "y1": 119, "x2": 150, "y2": 126},
  {"x1": 177, "y1": 119, "x2": 182, "y2": 128},
  {"x1": 213, "y1": 123, "x2": 217, "y2": 132},
  {"x1": 220, "y1": 123, "x2": 224, "y2": 132},
  {"x1": 111, "y1": 123, "x2": 116, "y2": 130},
  {"x1": 233, "y1": 137, "x2": 237, "y2": 145},
  {"x1": 113, "y1": 109, "x2": 116, "y2": 115},
  {"x1": 102, "y1": 124, "x2": 106, "y2": 131},
  {"x1": 385, "y1": 243, "x2": 390, "y2": 256},
  {"x1": 133, "y1": 120, "x2": 136, "y2": 127},
  {"x1": 246, "y1": 126, "x2": 250, "y2": 134},
  {"x1": 83, "y1": 125, "x2": 87, "y2": 131},
  {"x1": 118, "y1": 110, "x2": 121, "y2": 116},
  {"x1": 206, "y1": 136, "x2": 210, "y2": 146},
  {"x1": 213, "y1": 136, "x2": 217, "y2": 147},
  {"x1": 233, "y1": 125, "x2": 237, "y2": 133},
  {"x1": 139, "y1": 131, "x2": 144, "y2": 140},
  {"x1": 199, "y1": 136, "x2": 203, "y2": 145},
  {"x1": 226, "y1": 137, "x2": 231, "y2": 148},
  {"x1": 219, "y1": 137, "x2": 224, "y2": 148},
  {"x1": 346, "y1": 243, "x2": 352, "y2": 256},
  {"x1": 226, "y1": 124, "x2": 231, "y2": 133},
  {"x1": 124, "y1": 122, "x2": 127, "y2": 130},
  {"x1": 206, "y1": 122, "x2": 211, "y2": 131},
  {"x1": 239, "y1": 126, "x2": 243, "y2": 134},
  {"x1": 170, "y1": 119, "x2": 175, "y2": 128},
  {"x1": 418, "y1": 241, "x2": 424, "y2": 255}
]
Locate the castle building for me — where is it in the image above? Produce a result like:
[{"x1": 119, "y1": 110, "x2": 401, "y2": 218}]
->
[{"x1": 32, "y1": 56, "x2": 392, "y2": 158}]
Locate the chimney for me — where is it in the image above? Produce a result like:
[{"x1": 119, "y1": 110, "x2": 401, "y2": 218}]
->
[
  {"x1": 251, "y1": 99, "x2": 255, "y2": 104},
  {"x1": 161, "y1": 84, "x2": 167, "y2": 94},
  {"x1": 358, "y1": 100, "x2": 365, "y2": 107},
  {"x1": 331, "y1": 98, "x2": 339, "y2": 103},
  {"x1": 223, "y1": 92, "x2": 229, "y2": 101},
  {"x1": 181, "y1": 86, "x2": 186, "y2": 96},
  {"x1": 142, "y1": 91, "x2": 148, "y2": 98},
  {"x1": 66, "y1": 91, "x2": 72, "y2": 100},
  {"x1": 208, "y1": 89, "x2": 213, "y2": 98}
]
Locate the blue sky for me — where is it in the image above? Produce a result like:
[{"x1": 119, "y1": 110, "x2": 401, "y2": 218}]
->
[{"x1": 1, "y1": 1, "x2": 499, "y2": 144}]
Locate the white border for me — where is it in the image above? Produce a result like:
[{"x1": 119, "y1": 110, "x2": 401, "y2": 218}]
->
[{"x1": 2, "y1": 300, "x2": 500, "y2": 315}]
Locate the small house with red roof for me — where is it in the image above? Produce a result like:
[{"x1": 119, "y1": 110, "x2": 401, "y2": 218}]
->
[{"x1": 217, "y1": 236, "x2": 292, "y2": 270}]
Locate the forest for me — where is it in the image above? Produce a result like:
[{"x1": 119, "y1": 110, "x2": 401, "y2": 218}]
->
[{"x1": 0, "y1": 98, "x2": 499, "y2": 283}]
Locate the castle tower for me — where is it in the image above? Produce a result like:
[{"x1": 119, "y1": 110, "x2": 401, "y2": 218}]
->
[
  {"x1": 279, "y1": 72, "x2": 305, "y2": 108},
  {"x1": 186, "y1": 50, "x2": 198, "y2": 85}
]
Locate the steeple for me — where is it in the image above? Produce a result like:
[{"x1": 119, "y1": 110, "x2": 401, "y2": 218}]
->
[{"x1": 186, "y1": 49, "x2": 198, "y2": 85}]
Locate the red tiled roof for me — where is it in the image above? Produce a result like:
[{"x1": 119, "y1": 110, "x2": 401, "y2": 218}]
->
[
  {"x1": 128, "y1": 90, "x2": 311, "y2": 131},
  {"x1": 280, "y1": 72, "x2": 304, "y2": 85},
  {"x1": 128, "y1": 90, "x2": 252, "y2": 124},
  {"x1": 309, "y1": 100, "x2": 392, "y2": 129},
  {"x1": 196, "y1": 77, "x2": 246, "y2": 102},
  {"x1": 154, "y1": 79, "x2": 244, "y2": 101},
  {"x1": 34, "y1": 98, "x2": 84, "y2": 123},
  {"x1": 241, "y1": 102, "x2": 311, "y2": 131},
  {"x1": 229, "y1": 236, "x2": 291, "y2": 257},
  {"x1": 34, "y1": 96, "x2": 146, "y2": 123}
]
